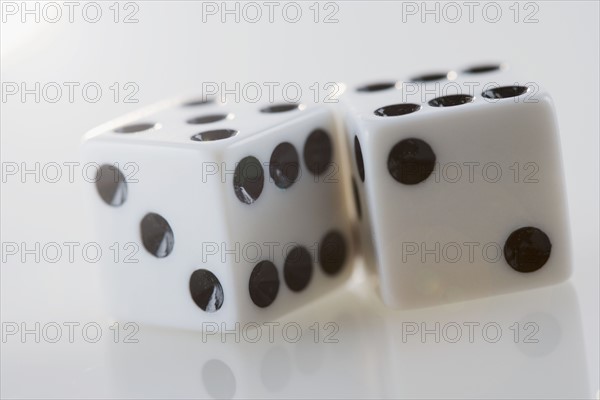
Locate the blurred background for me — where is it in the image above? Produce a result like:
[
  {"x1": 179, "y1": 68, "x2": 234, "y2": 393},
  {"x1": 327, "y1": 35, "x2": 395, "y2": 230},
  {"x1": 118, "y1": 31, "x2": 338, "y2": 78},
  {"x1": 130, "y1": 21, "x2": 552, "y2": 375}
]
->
[{"x1": 1, "y1": 1, "x2": 598, "y2": 398}]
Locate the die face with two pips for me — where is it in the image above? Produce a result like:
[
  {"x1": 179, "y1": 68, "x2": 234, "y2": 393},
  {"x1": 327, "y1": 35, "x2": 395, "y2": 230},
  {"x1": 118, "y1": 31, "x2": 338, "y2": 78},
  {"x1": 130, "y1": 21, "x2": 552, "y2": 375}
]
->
[
  {"x1": 343, "y1": 64, "x2": 571, "y2": 309},
  {"x1": 81, "y1": 96, "x2": 354, "y2": 329}
]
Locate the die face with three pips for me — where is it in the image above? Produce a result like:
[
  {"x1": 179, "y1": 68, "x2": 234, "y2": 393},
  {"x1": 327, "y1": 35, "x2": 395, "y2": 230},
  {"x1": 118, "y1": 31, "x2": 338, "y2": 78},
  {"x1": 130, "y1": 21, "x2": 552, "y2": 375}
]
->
[
  {"x1": 81, "y1": 96, "x2": 354, "y2": 330},
  {"x1": 342, "y1": 64, "x2": 571, "y2": 309}
]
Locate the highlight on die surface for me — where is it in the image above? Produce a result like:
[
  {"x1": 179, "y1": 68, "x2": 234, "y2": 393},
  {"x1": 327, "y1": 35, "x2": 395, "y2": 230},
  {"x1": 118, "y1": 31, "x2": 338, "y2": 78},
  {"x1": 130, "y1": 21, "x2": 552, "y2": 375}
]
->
[
  {"x1": 342, "y1": 63, "x2": 572, "y2": 309},
  {"x1": 81, "y1": 95, "x2": 355, "y2": 330}
]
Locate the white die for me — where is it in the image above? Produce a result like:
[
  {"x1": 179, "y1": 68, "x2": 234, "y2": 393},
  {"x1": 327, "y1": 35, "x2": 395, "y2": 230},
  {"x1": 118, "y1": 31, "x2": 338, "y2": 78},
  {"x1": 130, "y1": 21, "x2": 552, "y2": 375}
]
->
[
  {"x1": 81, "y1": 96, "x2": 354, "y2": 330},
  {"x1": 342, "y1": 63, "x2": 572, "y2": 309}
]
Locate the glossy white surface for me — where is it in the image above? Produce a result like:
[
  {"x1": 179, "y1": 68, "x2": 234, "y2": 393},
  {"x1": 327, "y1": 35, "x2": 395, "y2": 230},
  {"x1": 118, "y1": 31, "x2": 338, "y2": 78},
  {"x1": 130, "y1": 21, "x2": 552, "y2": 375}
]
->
[
  {"x1": 1, "y1": 2, "x2": 598, "y2": 398},
  {"x1": 0, "y1": 271, "x2": 590, "y2": 399}
]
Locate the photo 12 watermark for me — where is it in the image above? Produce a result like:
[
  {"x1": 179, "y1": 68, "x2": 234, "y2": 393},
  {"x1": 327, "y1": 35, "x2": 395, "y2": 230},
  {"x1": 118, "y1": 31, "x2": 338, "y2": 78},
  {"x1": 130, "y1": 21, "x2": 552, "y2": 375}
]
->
[
  {"x1": 200, "y1": 1, "x2": 340, "y2": 24},
  {"x1": 2, "y1": 81, "x2": 140, "y2": 104},
  {"x1": 400, "y1": 1, "x2": 540, "y2": 24},
  {"x1": 198, "y1": 81, "x2": 342, "y2": 104},
  {"x1": 1, "y1": 161, "x2": 139, "y2": 186},
  {"x1": 391, "y1": 160, "x2": 541, "y2": 186},
  {"x1": 400, "y1": 321, "x2": 540, "y2": 344},
  {"x1": 2, "y1": 321, "x2": 140, "y2": 344},
  {"x1": 399, "y1": 81, "x2": 540, "y2": 104},
  {"x1": 1, "y1": 241, "x2": 141, "y2": 264},
  {"x1": 1, "y1": 1, "x2": 140, "y2": 24},
  {"x1": 200, "y1": 321, "x2": 340, "y2": 344}
]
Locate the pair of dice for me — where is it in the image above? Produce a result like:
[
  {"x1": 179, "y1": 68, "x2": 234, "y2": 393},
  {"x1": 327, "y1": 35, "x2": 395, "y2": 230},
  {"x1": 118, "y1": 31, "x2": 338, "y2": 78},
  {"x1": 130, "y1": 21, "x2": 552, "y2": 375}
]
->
[{"x1": 82, "y1": 63, "x2": 571, "y2": 330}]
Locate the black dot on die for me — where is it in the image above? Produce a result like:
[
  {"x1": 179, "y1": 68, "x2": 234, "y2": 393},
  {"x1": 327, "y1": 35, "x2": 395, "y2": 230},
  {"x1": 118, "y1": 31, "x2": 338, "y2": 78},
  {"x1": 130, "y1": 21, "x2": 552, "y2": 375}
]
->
[
  {"x1": 260, "y1": 103, "x2": 302, "y2": 113},
  {"x1": 429, "y1": 94, "x2": 473, "y2": 107},
  {"x1": 183, "y1": 98, "x2": 214, "y2": 107},
  {"x1": 187, "y1": 114, "x2": 229, "y2": 125},
  {"x1": 233, "y1": 156, "x2": 264, "y2": 204},
  {"x1": 140, "y1": 213, "x2": 174, "y2": 258},
  {"x1": 303, "y1": 129, "x2": 333, "y2": 176},
  {"x1": 319, "y1": 230, "x2": 348, "y2": 276},
  {"x1": 114, "y1": 123, "x2": 155, "y2": 133},
  {"x1": 463, "y1": 64, "x2": 501, "y2": 74},
  {"x1": 191, "y1": 129, "x2": 237, "y2": 142},
  {"x1": 284, "y1": 246, "x2": 313, "y2": 292},
  {"x1": 388, "y1": 138, "x2": 436, "y2": 185},
  {"x1": 190, "y1": 269, "x2": 224, "y2": 312},
  {"x1": 504, "y1": 227, "x2": 552, "y2": 273},
  {"x1": 356, "y1": 82, "x2": 396, "y2": 92},
  {"x1": 354, "y1": 136, "x2": 365, "y2": 182},
  {"x1": 269, "y1": 142, "x2": 300, "y2": 189},
  {"x1": 410, "y1": 72, "x2": 448, "y2": 82},
  {"x1": 352, "y1": 178, "x2": 362, "y2": 220},
  {"x1": 95, "y1": 164, "x2": 127, "y2": 206},
  {"x1": 482, "y1": 86, "x2": 529, "y2": 99},
  {"x1": 374, "y1": 103, "x2": 421, "y2": 117},
  {"x1": 249, "y1": 260, "x2": 280, "y2": 308}
]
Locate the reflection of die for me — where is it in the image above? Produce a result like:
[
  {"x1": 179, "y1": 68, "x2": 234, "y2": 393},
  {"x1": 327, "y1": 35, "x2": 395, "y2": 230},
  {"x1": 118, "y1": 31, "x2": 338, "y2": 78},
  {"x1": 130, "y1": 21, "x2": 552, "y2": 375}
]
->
[
  {"x1": 104, "y1": 324, "x2": 296, "y2": 398},
  {"x1": 382, "y1": 283, "x2": 588, "y2": 398},
  {"x1": 342, "y1": 63, "x2": 571, "y2": 309},
  {"x1": 105, "y1": 281, "x2": 393, "y2": 398},
  {"x1": 82, "y1": 96, "x2": 354, "y2": 330}
]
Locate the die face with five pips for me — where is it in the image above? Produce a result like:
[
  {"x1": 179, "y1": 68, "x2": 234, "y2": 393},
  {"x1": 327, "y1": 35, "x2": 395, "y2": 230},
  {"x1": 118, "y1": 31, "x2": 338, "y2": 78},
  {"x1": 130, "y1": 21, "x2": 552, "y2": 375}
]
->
[
  {"x1": 81, "y1": 96, "x2": 354, "y2": 330},
  {"x1": 342, "y1": 63, "x2": 571, "y2": 309}
]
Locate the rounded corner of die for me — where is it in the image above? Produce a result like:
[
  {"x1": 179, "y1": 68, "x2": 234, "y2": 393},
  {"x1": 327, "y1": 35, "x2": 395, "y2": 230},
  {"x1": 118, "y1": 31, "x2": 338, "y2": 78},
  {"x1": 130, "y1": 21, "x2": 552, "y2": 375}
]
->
[
  {"x1": 556, "y1": 249, "x2": 574, "y2": 283},
  {"x1": 81, "y1": 130, "x2": 102, "y2": 147},
  {"x1": 532, "y1": 88, "x2": 556, "y2": 106}
]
